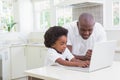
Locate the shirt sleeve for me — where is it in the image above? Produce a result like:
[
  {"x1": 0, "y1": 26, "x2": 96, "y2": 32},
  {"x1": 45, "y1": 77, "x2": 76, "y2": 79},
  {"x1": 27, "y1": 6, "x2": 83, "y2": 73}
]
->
[
  {"x1": 63, "y1": 23, "x2": 72, "y2": 45},
  {"x1": 46, "y1": 50, "x2": 61, "y2": 66},
  {"x1": 96, "y1": 23, "x2": 107, "y2": 42},
  {"x1": 48, "y1": 52, "x2": 60, "y2": 63}
]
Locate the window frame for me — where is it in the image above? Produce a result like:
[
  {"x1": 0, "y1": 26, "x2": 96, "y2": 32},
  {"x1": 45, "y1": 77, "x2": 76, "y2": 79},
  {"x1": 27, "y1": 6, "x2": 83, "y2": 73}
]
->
[{"x1": 33, "y1": 0, "x2": 72, "y2": 32}]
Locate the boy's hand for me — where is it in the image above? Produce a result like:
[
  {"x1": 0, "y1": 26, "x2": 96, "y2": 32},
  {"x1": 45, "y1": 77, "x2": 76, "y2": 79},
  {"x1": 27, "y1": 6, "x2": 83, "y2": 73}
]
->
[{"x1": 77, "y1": 60, "x2": 90, "y2": 68}]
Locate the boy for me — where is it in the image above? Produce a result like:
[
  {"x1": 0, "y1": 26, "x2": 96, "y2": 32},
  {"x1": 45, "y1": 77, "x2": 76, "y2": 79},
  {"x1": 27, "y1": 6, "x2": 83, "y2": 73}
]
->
[{"x1": 44, "y1": 26, "x2": 89, "y2": 67}]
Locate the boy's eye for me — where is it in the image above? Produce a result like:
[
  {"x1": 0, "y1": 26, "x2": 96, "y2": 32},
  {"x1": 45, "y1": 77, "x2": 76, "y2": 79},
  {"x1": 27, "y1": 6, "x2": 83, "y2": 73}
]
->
[
  {"x1": 60, "y1": 43, "x2": 64, "y2": 45},
  {"x1": 60, "y1": 42, "x2": 66, "y2": 45}
]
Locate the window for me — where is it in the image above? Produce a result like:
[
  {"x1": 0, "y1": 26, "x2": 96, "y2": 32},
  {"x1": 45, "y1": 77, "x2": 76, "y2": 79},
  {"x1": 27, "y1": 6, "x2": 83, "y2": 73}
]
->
[
  {"x1": 34, "y1": 0, "x2": 50, "y2": 32},
  {"x1": 33, "y1": 0, "x2": 72, "y2": 32},
  {"x1": 0, "y1": 0, "x2": 15, "y2": 32},
  {"x1": 112, "y1": 1, "x2": 120, "y2": 27},
  {"x1": 56, "y1": 7, "x2": 72, "y2": 26},
  {"x1": 54, "y1": 0, "x2": 72, "y2": 26}
]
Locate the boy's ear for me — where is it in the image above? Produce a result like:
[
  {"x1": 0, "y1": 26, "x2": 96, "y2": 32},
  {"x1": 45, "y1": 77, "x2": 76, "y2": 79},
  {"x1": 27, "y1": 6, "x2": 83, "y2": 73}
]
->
[
  {"x1": 51, "y1": 44, "x2": 55, "y2": 48},
  {"x1": 77, "y1": 22, "x2": 79, "y2": 27}
]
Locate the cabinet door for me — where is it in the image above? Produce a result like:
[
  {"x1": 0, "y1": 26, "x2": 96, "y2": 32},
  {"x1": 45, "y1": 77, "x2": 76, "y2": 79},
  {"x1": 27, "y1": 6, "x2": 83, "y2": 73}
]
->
[
  {"x1": 39, "y1": 46, "x2": 48, "y2": 67},
  {"x1": 10, "y1": 46, "x2": 26, "y2": 79},
  {"x1": 1, "y1": 48, "x2": 10, "y2": 80},
  {"x1": 26, "y1": 45, "x2": 48, "y2": 70},
  {"x1": 26, "y1": 46, "x2": 41, "y2": 69}
]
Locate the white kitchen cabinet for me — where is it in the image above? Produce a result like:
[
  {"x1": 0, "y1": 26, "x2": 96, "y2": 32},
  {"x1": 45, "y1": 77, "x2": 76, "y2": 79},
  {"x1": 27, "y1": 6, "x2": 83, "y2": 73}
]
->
[
  {"x1": 26, "y1": 44, "x2": 47, "y2": 70},
  {"x1": 10, "y1": 45, "x2": 26, "y2": 79},
  {"x1": 0, "y1": 47, "x2": 10, "y2": 80},
  {"x1": 0, "y1": 44, "x2": 47, "y2": 80}
]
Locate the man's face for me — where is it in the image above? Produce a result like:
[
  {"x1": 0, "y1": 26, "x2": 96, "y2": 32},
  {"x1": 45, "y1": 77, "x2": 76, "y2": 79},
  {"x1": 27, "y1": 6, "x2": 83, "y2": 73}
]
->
[{"x1": 77, "y1": 21, "x2": 94, "y2": 39}]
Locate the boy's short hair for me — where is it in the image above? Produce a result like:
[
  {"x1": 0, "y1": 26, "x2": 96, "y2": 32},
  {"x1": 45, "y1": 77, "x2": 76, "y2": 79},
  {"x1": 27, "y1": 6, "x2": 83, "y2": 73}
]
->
[{"x1": 44, "y1": 26, "x2": 68, "y2": 48}]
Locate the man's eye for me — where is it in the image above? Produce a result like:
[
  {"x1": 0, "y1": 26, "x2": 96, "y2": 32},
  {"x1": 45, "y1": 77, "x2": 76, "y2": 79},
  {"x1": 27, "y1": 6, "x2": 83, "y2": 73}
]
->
[
  {"x1": 80, "y1": 29, "x2": 86, "y2": 31},
  {"x1": 89, "y1": 29, "x2": 92, "y2": 31}
]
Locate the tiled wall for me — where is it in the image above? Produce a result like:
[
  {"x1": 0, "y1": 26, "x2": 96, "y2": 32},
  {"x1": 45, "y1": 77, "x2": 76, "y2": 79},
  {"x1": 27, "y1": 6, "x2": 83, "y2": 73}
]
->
[{"x1": 72, "y1": 5, "x2": 103, "y2": 25}]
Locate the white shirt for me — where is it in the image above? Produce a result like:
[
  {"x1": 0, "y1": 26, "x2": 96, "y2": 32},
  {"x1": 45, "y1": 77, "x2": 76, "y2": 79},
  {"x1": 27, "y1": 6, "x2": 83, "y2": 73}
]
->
[
  {"x1": 45, "y1": 48, "x2": 74, "y2": 66},
  {"x1": 64, "y1": 21, "x2": 107, "y2": 56}
]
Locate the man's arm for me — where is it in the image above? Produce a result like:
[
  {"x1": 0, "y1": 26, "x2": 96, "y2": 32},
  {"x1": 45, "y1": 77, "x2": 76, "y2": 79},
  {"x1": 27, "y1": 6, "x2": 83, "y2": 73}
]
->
[
  {"x1": 67, "y1": 45, "x2": 87, "y2": 60},
  {"x1": 67, "y1": 45, "x2": 72, "y2": 52}
]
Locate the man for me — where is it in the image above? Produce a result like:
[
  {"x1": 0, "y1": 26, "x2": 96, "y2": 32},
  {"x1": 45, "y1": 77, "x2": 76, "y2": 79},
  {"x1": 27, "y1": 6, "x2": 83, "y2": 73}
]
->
[{"x1": 64, "y1": 13, "x2": 107, "y2": 61}]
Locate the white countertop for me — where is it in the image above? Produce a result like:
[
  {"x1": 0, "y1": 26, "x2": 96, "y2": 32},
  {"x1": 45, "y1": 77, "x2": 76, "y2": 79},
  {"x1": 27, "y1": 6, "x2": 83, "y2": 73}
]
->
[{"x1": 25, "y1": 62, "x2": 120, "y2": 80}]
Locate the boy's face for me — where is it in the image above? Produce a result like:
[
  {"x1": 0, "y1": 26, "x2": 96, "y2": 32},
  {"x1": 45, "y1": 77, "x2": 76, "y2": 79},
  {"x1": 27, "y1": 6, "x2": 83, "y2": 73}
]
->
[{"x1": 52, "y1": 35, "x2": 67, "y2": 53}]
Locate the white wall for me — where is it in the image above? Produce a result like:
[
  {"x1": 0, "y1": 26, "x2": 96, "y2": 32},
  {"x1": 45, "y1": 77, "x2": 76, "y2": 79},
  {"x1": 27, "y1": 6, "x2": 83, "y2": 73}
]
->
[
  {"x1": 103, "y1": 0, "x2": 112, "y2": 27},
  {"x1": 106, "y1": 30, "x2": 120, "y2": 47},
  {"x1": 106, "y1": 30, "x2": 120, "y2": 61}
]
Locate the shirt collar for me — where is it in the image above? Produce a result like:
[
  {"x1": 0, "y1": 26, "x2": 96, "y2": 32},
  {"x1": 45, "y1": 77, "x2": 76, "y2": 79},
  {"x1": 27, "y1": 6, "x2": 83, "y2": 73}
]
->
[{"x1": 52, "y1": 48, "x2": 62, "y2": 54}]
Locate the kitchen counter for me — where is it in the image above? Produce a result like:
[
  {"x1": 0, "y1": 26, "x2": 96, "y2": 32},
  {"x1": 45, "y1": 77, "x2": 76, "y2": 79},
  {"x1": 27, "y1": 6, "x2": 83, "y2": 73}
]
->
[{"x1": 25, "y1": 62, "x2": 120, "y2": 80}]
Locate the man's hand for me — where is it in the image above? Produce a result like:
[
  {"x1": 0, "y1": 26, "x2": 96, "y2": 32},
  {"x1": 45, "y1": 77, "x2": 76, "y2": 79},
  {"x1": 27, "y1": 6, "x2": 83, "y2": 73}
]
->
[
  {"x1": 73, "y1": 49, "x2": 92, "y2": 60},
  {"x1": 85, "y1": 49, "x2": 92, "y2": 60}
]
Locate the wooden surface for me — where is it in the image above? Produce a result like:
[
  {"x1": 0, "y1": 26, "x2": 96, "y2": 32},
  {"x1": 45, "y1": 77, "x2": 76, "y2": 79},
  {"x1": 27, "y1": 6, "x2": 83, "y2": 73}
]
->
[{"x1": 28, "y1": 76, "x2": 43, "y2": 80}]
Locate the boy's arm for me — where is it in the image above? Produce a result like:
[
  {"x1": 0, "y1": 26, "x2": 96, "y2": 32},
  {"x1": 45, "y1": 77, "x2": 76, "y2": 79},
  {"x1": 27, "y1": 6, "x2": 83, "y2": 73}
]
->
[{"x1": 55, "y1": 58, "x2": 89, "y2": 68}]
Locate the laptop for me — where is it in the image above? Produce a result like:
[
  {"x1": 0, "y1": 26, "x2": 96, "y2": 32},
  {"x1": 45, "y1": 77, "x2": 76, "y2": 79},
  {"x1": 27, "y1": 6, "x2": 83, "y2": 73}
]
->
[{"x1": 64, "y1": 40, "x2": 116, "y2": 72}]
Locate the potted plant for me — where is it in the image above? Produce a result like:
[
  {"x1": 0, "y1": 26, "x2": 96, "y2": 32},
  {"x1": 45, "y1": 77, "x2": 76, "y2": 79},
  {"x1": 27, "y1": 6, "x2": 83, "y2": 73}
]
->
[
  {"x1": 7, "y1": 22, "x2": 17, "y2": 32},
  {"x1": 2, "y1": 16, "x2": 17, "y2": 32}
]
